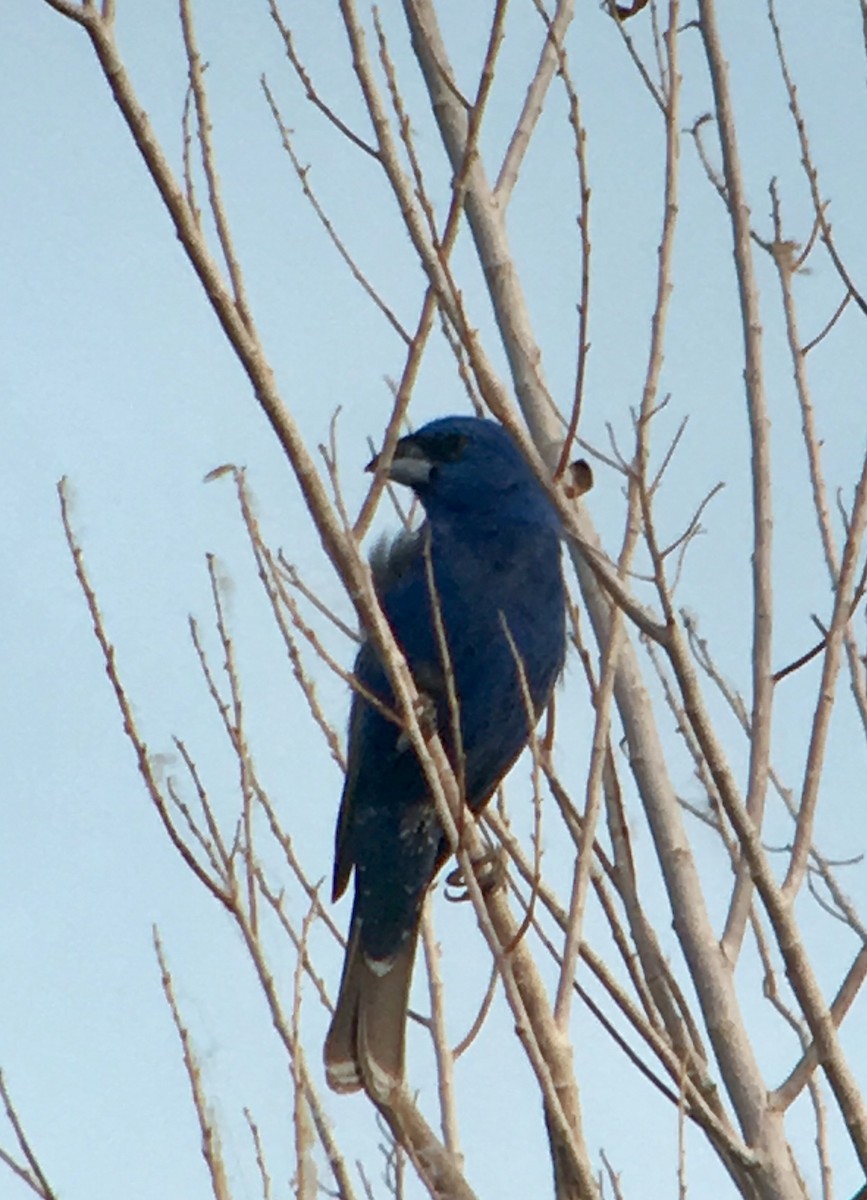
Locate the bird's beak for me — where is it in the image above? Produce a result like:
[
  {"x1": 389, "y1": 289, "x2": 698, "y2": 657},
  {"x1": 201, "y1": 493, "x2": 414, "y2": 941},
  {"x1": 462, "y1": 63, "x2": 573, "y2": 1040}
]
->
[{"x1": 366, "y1": 437, "x2": 433, "y2": 487}]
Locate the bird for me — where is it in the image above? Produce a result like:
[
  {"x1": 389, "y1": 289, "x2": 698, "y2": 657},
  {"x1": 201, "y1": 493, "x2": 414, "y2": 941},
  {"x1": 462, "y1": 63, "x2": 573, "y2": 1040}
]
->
[{"x1": 324, "y1": 415, "x2": 567, "y2": 1097}]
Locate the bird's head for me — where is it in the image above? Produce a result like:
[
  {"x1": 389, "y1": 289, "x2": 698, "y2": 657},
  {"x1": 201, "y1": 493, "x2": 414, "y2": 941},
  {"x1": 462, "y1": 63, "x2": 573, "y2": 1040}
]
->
[{"x1": 367, "y1": 415, "x2": 561, "y2": 531}]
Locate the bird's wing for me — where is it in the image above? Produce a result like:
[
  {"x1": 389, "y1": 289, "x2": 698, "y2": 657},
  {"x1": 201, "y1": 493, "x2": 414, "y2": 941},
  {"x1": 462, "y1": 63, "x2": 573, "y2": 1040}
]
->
[
  {"x1": 331, "y1": 526, "x2": 443, "y2": 902},
  {"x1": 331, "y1": 642, "x2": 376, "y2": 901}
]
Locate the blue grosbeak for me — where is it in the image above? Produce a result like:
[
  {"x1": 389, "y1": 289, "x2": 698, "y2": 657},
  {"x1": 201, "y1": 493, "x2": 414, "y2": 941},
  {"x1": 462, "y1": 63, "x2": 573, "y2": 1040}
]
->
[{"x1": 324, "y1": 416, "x2": 566, "y2": 1095}]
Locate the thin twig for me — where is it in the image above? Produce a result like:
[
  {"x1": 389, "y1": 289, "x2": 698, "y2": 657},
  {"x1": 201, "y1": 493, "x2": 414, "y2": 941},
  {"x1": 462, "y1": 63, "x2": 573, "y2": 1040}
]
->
[
  {"x1": 179, "y1": 0, "x2": 252, "y2": 329},
  {"x1": 421, "y1": 905, "x2": 462, "y2": 1163},
  {"x1": 155, "y1": 930, "x2": 232, "y2": 1200},
  {"x1": 267, "y1": 0, "x2": 379, "y2": 158},
  {"x1": 0, "y1": 1073, "x2": 58, "y2": 1200},
  {"x1": 261, "y1": 75, "x2": 410, "y2": 344},
  {"x1": 59, "y1": 478, "x2": 235, "y2": 914}
]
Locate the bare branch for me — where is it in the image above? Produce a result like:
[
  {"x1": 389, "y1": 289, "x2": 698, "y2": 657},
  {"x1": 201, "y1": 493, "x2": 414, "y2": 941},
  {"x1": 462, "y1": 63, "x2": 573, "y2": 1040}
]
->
[
  {"x1": 698, "y1": 0, "x2": 775, "y2": 967},
  {"x1": 244, "y1": 1109, "x2": 274, "y2": 1200},
  {"x1": 267, "y1": 0, "x2": 379, "y2": 158},
  {"x1": 59, "y1": 478, "x2": 235, "y2": 914},
  {"x1": 496, "y1": 2, "x2": 576, "y2": 207},
  {"x1": 0, "y1": 1073, "x2": 58, "y2": 1200},
  {"x1": 261, "y1": 75, "x2": 411, "y2": 344},
  {"x1": 773, "y1": 946, "x2": 867, "y2": 1111},
  {"x1": 155, "y1": 930, "x2": 232, "y2": 1200},
  {"x1": 767, "y1": 0, "x2": 867, "y2": 316},
  {"x1": 801, "y1": 291, "x2": 852, "y2": 357},
  {"x1": 421, "y1": 905, "x2": 463, "y2": 1163},
  {"x1": 784, "y1": 455, "x2": 867, "y2": 898},
  {"x1": 179, "y1": 0, "x2": 252, "y2": 330}
]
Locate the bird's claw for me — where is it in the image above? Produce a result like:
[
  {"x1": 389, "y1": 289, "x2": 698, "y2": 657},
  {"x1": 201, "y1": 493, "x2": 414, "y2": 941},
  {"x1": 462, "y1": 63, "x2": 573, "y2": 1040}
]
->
[{"x1": 444, "y1": 850, "x2": 505, "y2": 902}]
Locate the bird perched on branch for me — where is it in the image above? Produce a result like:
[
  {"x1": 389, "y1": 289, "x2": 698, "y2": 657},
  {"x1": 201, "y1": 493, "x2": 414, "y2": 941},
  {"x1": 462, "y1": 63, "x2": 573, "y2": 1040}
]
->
[{"x1": 324, "y1": 415, "x2": 568, "y2": 1097}]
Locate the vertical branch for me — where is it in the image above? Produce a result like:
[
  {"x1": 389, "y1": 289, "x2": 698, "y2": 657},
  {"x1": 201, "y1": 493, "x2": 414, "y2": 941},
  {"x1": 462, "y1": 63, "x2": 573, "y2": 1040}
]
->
[
  {"x1": 766, "y1": 0, "x2": 867, "y2": 317},
  {"x1": 205, "y1": 554, "x2": 258, "y2": 934},
  {"x1": 556, "y1": 0, "x2": 683, "y2": 1056},
  {"x1": 697, "y1": 0, "x2": 775, "y2": 965},
  {"x1": 179, "y1": 0, "x2": 253, "y2": 329},
  {"x1": 421, "y1": 905, "x2": 463, "y2": 1163},
  {"x1": 495, "y1": 1, "x2": 576, "y2": 207},
  {"x1": 767, "y1": 182, "x2": 867, "y2": 739},
  {"x1": 552, "y1": 613, "x2": 621, "y2": 1027},
  {"x1": 290, "y1": 908, "x2": 319, "y2": 1200},
  {"x1": 636, "y1": 0, "x2": 681, "y2": 450},
  {"x1": 783, "y1": 457, "x2": 867, "y2": 897},
  {"x1": 244, "y1": 1110, "x2": 274, "y2": 1200},
  {"x1": 155, "y1": 931, "x2": 233, "y2": 1200},
  {"x1": 518, "y1": 4, "x2": 593, "y2": 478}
]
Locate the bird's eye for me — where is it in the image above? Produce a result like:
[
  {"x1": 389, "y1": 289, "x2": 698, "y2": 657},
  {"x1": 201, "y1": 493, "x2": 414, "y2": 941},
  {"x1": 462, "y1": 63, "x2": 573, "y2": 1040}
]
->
[{"x1": 431, "y1": 432, "x2": 469, "y2": 463}]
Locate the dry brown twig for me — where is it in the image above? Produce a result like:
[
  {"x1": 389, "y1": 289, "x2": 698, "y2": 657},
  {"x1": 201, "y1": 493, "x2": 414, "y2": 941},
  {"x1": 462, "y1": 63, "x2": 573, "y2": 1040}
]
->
[
  {"x1": 522, "y1": 5, "x2": 593, "y2": 481},
  {"x1": 290, "y1": 904, "x2": 320, "y2": 1200},
  {"x1": 764, "y1": 177, "x2": 867, "y2": 737},
  {"x1": 206, "y1": 552, "x2": 260, "y2": 932},
  {"x1": 420, "y1": 905, "x2": 462, "y2": 1163},
  {"x1": 261, "y1": 75, "x2": 411, "y2": 345},
  {"x1": 0, "y1": 1073, "x2": 58, "y2": 1200},
  {"x1": 255, "y1": 870, "x2": 337, "y2": 1013},
  {"x1": 59, "y1": 477, "x2": 236, "y2": 914},
  {"x1": 450, "y1": 961, "x2": 499, "y2": 1061},
  {"x1": 267, "y1": 0, "x2": 378, "y2": 159},
  {"x1": 155, "y1": 930, "x2": 233, "y2": 1200},
  {"x1": 767, "y1": 0, "x2": 867, "y2": 318},
  {"x1": 179, "y1": 0, "x2": 252, "y2": 331},
  {"x1": 244, "y1": 1109, "x2": 274, "y2": 1200},
  {"x1": 783, "y1": 455, "x2": 867, "y2": 901},
  {"x1": 684, "y1": 611, "x2": 867, "y2": 952}
]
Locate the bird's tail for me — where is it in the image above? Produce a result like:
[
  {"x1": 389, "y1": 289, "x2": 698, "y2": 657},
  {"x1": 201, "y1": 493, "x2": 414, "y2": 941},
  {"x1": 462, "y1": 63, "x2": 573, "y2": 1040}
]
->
[{"x1": 324, "y1": 915, "x2": 419, "y2": 1098}]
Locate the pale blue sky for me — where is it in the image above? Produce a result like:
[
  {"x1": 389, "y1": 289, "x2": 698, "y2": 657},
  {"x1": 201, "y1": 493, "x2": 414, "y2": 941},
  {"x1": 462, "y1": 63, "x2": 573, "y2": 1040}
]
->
[{"x1": 3, "y1": 3, "x2": 866, "y2": 1198}]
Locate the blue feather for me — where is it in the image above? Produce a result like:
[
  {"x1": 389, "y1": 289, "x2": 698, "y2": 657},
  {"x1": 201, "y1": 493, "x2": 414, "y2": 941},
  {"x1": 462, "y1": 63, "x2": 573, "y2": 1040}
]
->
[{"x1": 325, "y1": 416, "x2": 566, "y2": 1094}]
